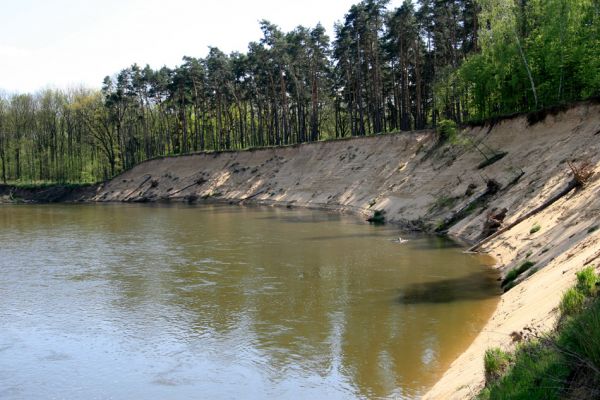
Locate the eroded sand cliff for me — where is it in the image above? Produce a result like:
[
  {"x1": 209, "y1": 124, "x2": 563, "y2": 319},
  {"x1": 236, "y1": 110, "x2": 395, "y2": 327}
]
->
[{"x1": 90, "y1": 102, "x2": 600, "y2": 398}]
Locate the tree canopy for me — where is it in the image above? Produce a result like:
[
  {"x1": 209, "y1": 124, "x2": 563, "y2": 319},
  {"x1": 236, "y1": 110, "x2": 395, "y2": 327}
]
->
[{"x1": 0, "y1": 0, "x2": 597, "y2": 183}]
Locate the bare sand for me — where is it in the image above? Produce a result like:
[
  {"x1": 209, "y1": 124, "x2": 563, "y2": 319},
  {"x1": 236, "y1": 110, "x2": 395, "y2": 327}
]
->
[{"x1": 91, "y1": 101, "x2": 600, "y2": 399}]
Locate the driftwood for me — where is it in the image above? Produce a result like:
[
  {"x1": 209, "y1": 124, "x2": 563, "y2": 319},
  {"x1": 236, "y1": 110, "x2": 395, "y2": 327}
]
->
[
  {"x1": 241, "y1": 190, "x2": 267, "y2": 202},
  {"x1": 584, "y1": 250, "x2": 600, "y2": 267},
  {"x1": 481, "y1": 207, "x2": 508, "y2": 238},
  {"x1": 123, "y1": 175, "x2": 152, "y2": 201},
  {"x1": 168, "y1": 177, "x2": 207, "y2": 197}
]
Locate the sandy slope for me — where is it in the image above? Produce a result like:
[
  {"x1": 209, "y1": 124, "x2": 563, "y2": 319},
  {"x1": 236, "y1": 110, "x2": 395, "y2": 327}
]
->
[{"x1": 91, "y1": 102, "x2": 600, "y2": 398}]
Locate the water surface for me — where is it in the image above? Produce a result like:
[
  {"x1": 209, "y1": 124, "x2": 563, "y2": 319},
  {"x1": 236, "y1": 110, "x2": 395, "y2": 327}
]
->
[{"x1": 0, "y1": 204, "x2": 499, "y2": 399}]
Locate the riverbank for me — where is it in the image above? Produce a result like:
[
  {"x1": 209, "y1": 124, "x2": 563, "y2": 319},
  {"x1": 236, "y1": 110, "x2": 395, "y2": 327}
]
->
[
  {"x1": 0, "y1": 183, "x2": 96, "y2": 203},
  {"x1": 3, "y1": 101, "x2": 600, "y2": 398}
]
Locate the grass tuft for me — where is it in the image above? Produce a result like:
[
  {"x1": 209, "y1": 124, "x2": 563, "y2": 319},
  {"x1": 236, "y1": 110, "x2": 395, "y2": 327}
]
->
[
  {"x1": 480, "y1": 266, "x2": 600, "y2": 399},
  {"x1": 501, "y1": 260, "x2": 536, "y2": 288},
  {"x1": 484, "y1": 348, "x2": 512, "y2": 384},
  {"x1": 559, "y1": 300, "x2": 600, "y2": 372},
  {"x1": 576, "y1": 266, "x2": 599, "y2": 297},
  {"x1": 530, "y1": 223, "x2": 541, "y2": 234},
  {"x1": 560, "y1": 287, "x2": 586, "y2": 316}
]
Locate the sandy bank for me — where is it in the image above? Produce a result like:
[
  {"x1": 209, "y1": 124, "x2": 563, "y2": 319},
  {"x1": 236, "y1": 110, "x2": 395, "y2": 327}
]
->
[{"x1": 89, "y1": 101, "x2": 600, "y2": 398}]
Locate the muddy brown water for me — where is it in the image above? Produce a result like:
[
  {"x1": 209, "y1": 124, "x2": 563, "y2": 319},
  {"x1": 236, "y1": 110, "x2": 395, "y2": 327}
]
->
[{"x1": 0, "y1": 204, "x2": 499, "y2": 399}]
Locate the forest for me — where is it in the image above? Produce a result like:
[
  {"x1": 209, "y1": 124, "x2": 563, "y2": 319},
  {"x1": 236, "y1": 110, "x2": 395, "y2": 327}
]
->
[{"x1": 0, "y1": 0, "x2": 597, "y2": 183}]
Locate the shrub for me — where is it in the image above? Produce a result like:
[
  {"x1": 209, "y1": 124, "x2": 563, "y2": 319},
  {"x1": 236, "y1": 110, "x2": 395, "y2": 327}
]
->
[
  {"x1": 437, "y1": 119, "x2": 458, "y2": 142},
  {"x1": 576, "y1": 266, "x2": 599, "y2": 297},
  {"x1": 560, "y1": 287, "x2": 586, "y2": 316}
]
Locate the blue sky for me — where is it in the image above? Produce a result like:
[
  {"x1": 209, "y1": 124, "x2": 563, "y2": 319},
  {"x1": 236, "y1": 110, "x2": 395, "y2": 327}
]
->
[{"x1": 0, "y1": 0, "x2": 401, "y2": 93}]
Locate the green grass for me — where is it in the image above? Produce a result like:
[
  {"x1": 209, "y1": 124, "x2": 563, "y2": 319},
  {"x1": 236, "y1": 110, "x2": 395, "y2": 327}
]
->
[
  {"x1": 479, "y1": 266, "x2": 600, "y2": 399},
  {"x1": 576, "y1": 266, "x2": 600, "y2": 296},
  {"x1": 479, "y1": 341, "x2": 570, "y2": 400},
  {"x1": 530, "y1": 223, "x2": 541, "y2": 234},
  {"x1": 484, "y1": 348, "x2": 512, "y2": 383},
  {"x1": 501, "y1": 260, "x2": 537, "y2": 288},
  {"x1": 560, "y1": 287, "x2": 586, "y2": 316},
  {"x1": 559, "y1": 300, "x2": 600, "y2": 372}
]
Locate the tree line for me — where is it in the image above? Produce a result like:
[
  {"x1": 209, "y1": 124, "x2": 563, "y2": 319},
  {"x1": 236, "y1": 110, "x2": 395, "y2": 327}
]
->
[{"x1": 0, "y1": 0, "x2": 597, "y2": 183}]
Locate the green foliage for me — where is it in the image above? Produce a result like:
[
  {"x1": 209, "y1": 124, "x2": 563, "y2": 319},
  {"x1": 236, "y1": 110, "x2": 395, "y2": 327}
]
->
[
  {"x1": 576, "y1": 266, "x2": 599, "y2": 297},
  {"x1": 501, "y1": 269, "x2": 519, "y2": 287},
  {"x1": 589, "y1": 225, "x2": 599, "y2": 234},
  {"x1": 481, "y1": 267, "x2": 600, "y2": 399},
  {"x1": 484, "y1": 348, "x2": 512, "y2": 383},
  {"x1": 0, "y1": 0, "x2": 598, "y2": 184},
  {"x1": 559, "y1": 300, "x2": 600, "y2": 372},
  {"x1": 479, "y1": 341, "x2": 570, "y2": 400},
  {"x1": 455, "y1": 0, "x2": 599, "y2": 121},
  {"x1": 436, "y1": 119, "x2": 458, "y2": 142},
  {"x1": 502, "y1": 260, "x2": 536, "y2": 288},
  {"x1": 530, "y1": 223, "x2": 541, "y2": 234},
  {"x1": 560, "y1": 287, "x2": 586, "y2": 316}
]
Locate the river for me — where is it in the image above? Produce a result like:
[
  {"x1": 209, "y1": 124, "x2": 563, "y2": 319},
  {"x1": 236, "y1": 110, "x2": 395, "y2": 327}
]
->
[{"x1": 0, "y1": 204, "x2": 499, "y2": 399}]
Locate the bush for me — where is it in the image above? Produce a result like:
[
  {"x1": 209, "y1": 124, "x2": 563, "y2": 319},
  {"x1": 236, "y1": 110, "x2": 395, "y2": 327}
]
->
[
  {"x1": 576, "y1": 266, "x2": 599, "y2": 297},
  {"x1": 560, "y1": 287, "x2": 586, "y2": 316},
  {"x1": 437, "y1": 119, "x2": 458, "y2": 142},
  {"x1": 530, "y1": 223, "x2": 541, "y2": 234}
]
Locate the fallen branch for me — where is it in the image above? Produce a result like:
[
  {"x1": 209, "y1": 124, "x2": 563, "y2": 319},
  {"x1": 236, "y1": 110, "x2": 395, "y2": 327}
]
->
[
  {"x1": 168, "y1": 177, "x2": 207, "y2": 197},
  {"x1": 468, "y1": 179, "x2": 578, "y2": 252},
  {"x1": 241, "y1": 190, "x2": 267, "y2": 202},
  {"x1": 584, "y1": 250, "x2": 600, "y2": 266},
  {"x1": 123, "y1": 175, "x2": 152, "y2": 201}
]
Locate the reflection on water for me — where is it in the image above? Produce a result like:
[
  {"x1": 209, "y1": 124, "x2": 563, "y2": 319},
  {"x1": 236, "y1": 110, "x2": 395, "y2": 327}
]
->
[
  {"x1": 397, "y1": 270, "x2": 500, "y2": 304},
  {"x1": 0, "y1": 204, "x2": 499, "y2": 399}
]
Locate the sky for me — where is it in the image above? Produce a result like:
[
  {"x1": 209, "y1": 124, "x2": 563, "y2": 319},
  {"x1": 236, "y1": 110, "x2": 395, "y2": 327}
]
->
[{"x1": 0, "y1": 0, "x2": 402, "y2": 94}]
